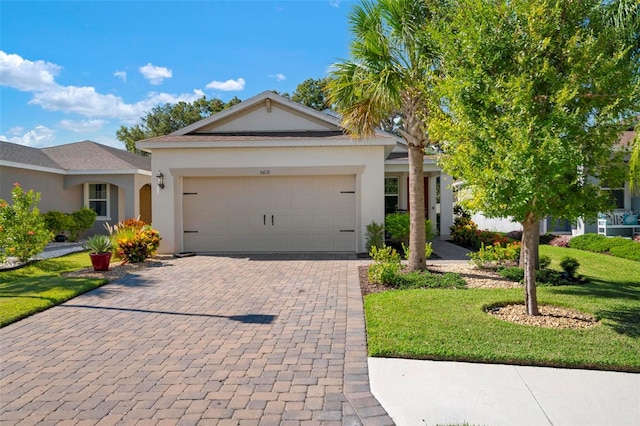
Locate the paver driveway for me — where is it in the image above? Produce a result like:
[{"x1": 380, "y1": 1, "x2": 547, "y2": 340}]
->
[{"x1": 0, "y1": 254, "x2": 393, "y2": 425}]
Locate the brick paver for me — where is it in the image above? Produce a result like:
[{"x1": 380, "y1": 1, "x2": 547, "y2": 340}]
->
[{"x1": 0, "y1": 254, "x2": 393, "y2": 425}]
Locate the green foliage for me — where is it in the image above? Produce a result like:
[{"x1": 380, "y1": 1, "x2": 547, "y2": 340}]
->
[
  {"x1": 498, "y1": 266, "x2": 525, "y2": 282},
  {"x1": 42, "y1": 211, "x2": 72, "y2": 235},
  {"x1": 84, "y1": 234, "x2": 112, "y2": 254},
  {"x1": 559, "y1": 257, "x2": 580, "y2": 278},
  {"x1": 116, "y1": 96, "x2": 241, "y2": 154},
  {"x1": 385, "y1": 213, "x2": 434, "y2": 245},
  {"x1": 109, "y1": 219, "x2": 161, "y2": 263},
  {"x1": 291, "y1": 78, "x2": 330, "y2": 111},
  {"x1": 388, "y1": 270, "x2": 466, "y2": 289},
  {"x1": 369, "y1": 245, "x2": 402, "y2": 264},
  {"x1": 365, "y1": 221, "x2": 385, "y2": 253},
  {"x1": 469, "y1": 242, "x2": 521, "y2": 269},
  {"x1": 0, "y1": 184, "x2": 53, "y2": 262},
  {"x1": 368, "y1": 261, "x2": 402, "y2": 285},
  {"x1": 569, "y1": 234, "x2": 626, "y2": 253},
  {"x1": 68, "y1": 207, "x2": 97, "y2": 242},
  {"x1": 401, "y1": 242, "x2": 433, "y2": 261},
  {"x1": 450, "y1": 217, "x2": 512, "y2": 250},
  {"x1": 539, "y1": 255, "x2": 551, "y2": 270},
  {"x1": 609, "y1": 241, "x2": 640, "y2": 261}
]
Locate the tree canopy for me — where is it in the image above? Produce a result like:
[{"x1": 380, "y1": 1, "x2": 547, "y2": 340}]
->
[
  {"x1": 432, "y1": 0, "x2": 640, "y2": 314},
  {"x1": 116, "y1": 96, "x2": 241, "y2": 155},
  {"x1": 291, "y1": 78, "x2": 331, "y2": 111}
]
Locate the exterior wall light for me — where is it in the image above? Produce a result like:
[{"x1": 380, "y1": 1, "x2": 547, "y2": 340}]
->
[{"x1": 156, "y1": 172, "x2": 165, "y2": 189}]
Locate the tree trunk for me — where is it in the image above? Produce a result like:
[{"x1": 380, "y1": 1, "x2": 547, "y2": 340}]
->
[
  {"x1": 521, "y1": 217, "x2": 540, "y2": 316},
  {"x1": 519, "y1": 221, "x2": 539, "y2": 270},
  {"x1": 408, "y1": 143, "x2": 426, "y2": 271}
]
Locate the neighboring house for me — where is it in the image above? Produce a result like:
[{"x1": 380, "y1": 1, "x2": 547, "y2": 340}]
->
[
  {"x1": 0, "y1": 140, "x2": 152, "y2": 235},
  {"x1": 137, "y1": 91, "x2": 454, "y2": 254},
  {"x1": 463, "y1": 127, "x2": 640, "y2": 237}
]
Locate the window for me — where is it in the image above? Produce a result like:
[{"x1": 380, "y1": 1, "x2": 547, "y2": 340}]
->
[
  {"x1": 601, "y1": 179, "x2": 626, "y2": 210},
  {"x1": 85, "y1": 183, "x2": 110, "y2": 219},
  {"x1": 384, "y1": 177, "x2": 399, "y2": 214}
]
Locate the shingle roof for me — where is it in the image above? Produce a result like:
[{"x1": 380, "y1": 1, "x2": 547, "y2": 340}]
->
[
  {"x1": 0, "y1": 141, "x2": 63, "y2": 169},
  {"x1": 1, "y1": 140, "x2": 150, "y2": 172},
  {"x1": 141, "y1": 130, "x2": 366, "y2": 144}
]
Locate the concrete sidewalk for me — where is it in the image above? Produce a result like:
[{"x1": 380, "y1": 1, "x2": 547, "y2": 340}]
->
[{"x1": 369, "y1": 358, "x2": 640, "y2": 426}]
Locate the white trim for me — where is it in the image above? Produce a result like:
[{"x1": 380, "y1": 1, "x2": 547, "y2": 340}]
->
[
  {"x1": 84, "y1": 182, "x2": 111, "y2": 221},
  {"x1": 138, "y1": 138, "x2": 396, "y2": 150},
  {"x1": 1, "y1": 160, "x2": 150, "y2": 177},
  {"x1": 67, "y1": 169, "x2": 152, "y2": 176},
  {"x1": 0, "y1": 160, "x2": 65, "y2": 175}
]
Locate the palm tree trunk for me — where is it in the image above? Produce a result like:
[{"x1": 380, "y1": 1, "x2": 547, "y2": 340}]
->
[{"x1": 408, "y1": 143, "x2": 426, "y2": 270}]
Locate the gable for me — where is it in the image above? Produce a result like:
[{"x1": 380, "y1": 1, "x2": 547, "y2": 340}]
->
[{"x1": 195, "y1": 100, "x2": 338, "y2": 133}]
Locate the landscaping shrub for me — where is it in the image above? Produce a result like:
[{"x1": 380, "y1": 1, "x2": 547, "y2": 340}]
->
[
  {"x1": 385, "y1": 212, "x2": 435, "y2": 246},
  {"x1": 109, "y1": 219, "x2": 161, "y2": 263},
  {"x1": 68, "y1": 207, "x2": 97, "y2": 242},
  {"x1": 539, "y1": 233, "x2": 556, "y2": 245},
  {"x1": 388, "y1": 270, "x2": 466, "y2": 289},
  {"x1": 569, "y1": 234, "x2": 610, "y2": 252},
  {"x1": 401, "y1": 242, "x2": 433, "y2": 260},
  {"x1": 367, "y1": 245, "x2": 402, "y2": 285},
  {"x1": 468, "y1": 242, "x2": 521, "y2": 269},
  {"x1": 0, "y1": 184, "x2": 53, "y2": 262},
  {"x1": 365, "y1": 221, "x2": 385, "y2": 253},
  {"x1": 548, "y1": 235, "x2": 572, "y2": 247},
  {"x1": 609, "y1": 241, "x2": 640, "y2": 261},
  {"x1": 539, "y1": 255, "x2": 552, "y2": 270},
  {"x1": 449, "y1": 217, "x2": 511, "y2": 250},
  {"x1": 498, "y1": 266, "x2": 524, "y2": 282},
  {"x1": 42, "y1": 211, "x2": 72, "y2": 237},
  {"x1": 506, "y1": 230, "x2": 523, "y2": 240},
  {"x1": 560, "y1": 256, "x2": 580, "y2": 278}
]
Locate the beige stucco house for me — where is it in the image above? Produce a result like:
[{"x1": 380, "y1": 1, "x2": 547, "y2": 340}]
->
[
  {"x1": 137, "y1": 91, "x2": 453, "y2": 254},
  {"x1": 0, "y1": 140, "x2": 152, "y2": 234}
]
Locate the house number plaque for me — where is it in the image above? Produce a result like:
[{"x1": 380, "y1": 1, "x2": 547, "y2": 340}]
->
[{"x1": 259, "y1": 170, "x2": 271, "y2": 175}]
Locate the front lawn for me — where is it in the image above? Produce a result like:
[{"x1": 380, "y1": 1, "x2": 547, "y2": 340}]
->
[
  {"x1": 0, "y1": 252, "x2": 106, "y2": 327},
  {"x1": 364, "y1": 245, "x2": 640, "y2": 372}
]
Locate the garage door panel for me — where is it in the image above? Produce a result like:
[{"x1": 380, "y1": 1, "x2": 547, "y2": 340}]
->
[{"x1": 183, "y1": 175, "x2": 356, "y2": 252}]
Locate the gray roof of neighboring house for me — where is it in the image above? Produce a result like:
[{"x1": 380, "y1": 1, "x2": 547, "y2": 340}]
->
[
  {"x1": 1, "y1": 140, "x2": 150, "y2": 172},
  {"x1": 0, "y1": 141, "x2": 63, "y2": 169}
]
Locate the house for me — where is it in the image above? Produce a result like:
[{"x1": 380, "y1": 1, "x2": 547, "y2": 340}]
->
[
  {"x1": 0, "y1": 140, "x2": 152, "y2": 234},
  {"x1": 137, "y1": 91, "x2": 454, "y2": 254}
]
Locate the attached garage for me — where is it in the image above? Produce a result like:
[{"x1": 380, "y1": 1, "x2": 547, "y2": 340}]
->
[
  {"x1": 137, "y1": 91, "x2": 397, "y2": 254},
  {"x1": 182, "y1": 175, "x2": 356, "y2": 252}
]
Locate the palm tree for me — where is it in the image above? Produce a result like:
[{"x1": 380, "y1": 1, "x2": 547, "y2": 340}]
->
[
  {"x1": 630, "y1": 126, "x2": 639, "y2": 195},
  {"x1": 326, "y1": 0, "x2": 441, "y2": 270}
]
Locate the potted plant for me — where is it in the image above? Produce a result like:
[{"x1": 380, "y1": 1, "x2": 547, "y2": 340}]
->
[{"x1": 85, "y1": 234, "x2": 113, "y2": 271}]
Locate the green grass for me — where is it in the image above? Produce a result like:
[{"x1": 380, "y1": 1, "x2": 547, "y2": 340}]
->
[
  {"x1": 0, "y1": 252, "x2": 107, "y2": 327},
  {"x1": 364, "y1": 245, "x2": 640, "y2": 372}
]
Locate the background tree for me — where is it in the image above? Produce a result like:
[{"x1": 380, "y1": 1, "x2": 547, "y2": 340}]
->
[
  {"x1": 432, "y1": 0, "x2": 640, "y2": 315},
  {"x1": 326, "y1": 0, "x2": 441, "y2": 270},
  {"x1": 116, "y1": 96, "x2": 241, "y2": 155},
  {"x1": 291, "y1": 78, "x2": 331, "y2": 111}
]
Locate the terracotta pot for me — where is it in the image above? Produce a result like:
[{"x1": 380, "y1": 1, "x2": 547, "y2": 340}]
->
[{"x1": 89, "y1": 252, "x2": 112, "y2": 271}]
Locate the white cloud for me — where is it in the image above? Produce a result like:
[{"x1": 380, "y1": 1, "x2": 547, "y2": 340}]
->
[
  {"x1": 329, "y1": 0, "x2": 340, "y2": 8},
  {"x1": 270, "y1": 73, "x2": 287, "y2": 82},
  {"x1": 114, "y1": 70, "x2": 127, "y2": 82},
  {"x1": 0, "y1": 50, "x2": 61, "y2": 91},
  {"x1": 206, "y1": 78, "x2": 246, "y2": 91},
  {"x1": 0, "y1": 125, "x2": 56, "y2": 147},
  {"x1": 59, "y1": 119, "x2": 107, "y2": 133},
  {"x1": 30, "y1": 86, "x2": 205, "y2": 122},
  {"x1": 139, "y1": 63, "x2": 172, "y2": 85},
  {"x1": 8, "y1": 126, "x2": 24, "y2": 135}
]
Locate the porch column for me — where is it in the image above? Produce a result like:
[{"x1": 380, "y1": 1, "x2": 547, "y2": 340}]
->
[
  {"x1": 428, "y1": 174, "x2": 438, "y2": 231},
  {"x1": 439, "y1": 172, "x2": 454, "y2": 238}
]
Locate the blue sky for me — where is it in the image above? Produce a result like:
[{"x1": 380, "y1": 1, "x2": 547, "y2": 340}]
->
[{"x1": 0, "y1": 1, "x2": 354, "y2": 149}]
